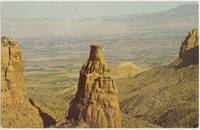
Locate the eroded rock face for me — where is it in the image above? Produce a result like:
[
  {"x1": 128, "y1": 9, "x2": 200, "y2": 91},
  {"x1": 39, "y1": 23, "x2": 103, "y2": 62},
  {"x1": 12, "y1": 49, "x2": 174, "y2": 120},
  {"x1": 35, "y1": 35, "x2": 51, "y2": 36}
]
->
[
  {"x1": 1, "y1": 36, "x2": 43, "y2": 128},
  {"x1": 178, "y1": 29, "x2": 199, "y2": 66},
  {"x1": 67, "y1": 44, "x2": 121, "y2": 128},
  {"x1": 1, "y1": 36, "x2": 26, "y2": 105}
]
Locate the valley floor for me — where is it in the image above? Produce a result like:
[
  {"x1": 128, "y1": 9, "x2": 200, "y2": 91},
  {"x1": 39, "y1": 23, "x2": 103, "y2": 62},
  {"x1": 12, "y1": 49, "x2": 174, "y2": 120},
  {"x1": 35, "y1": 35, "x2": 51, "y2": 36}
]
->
[{"x1": 27, "y1": 62, "x2": 198, "y2": 128}]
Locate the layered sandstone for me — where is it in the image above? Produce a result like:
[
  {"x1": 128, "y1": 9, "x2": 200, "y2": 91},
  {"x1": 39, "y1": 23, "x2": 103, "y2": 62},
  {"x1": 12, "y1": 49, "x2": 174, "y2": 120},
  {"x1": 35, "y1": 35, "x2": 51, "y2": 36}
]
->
[
  {"x1": 178, "y1": 29, "x2": 199, "y2": 66},
  {"x1": 67, "y1": 44, "x2": 121, "y2": 128},
  {"x1": 1, "y1": 36, "x2": 43, "y2": 127}
]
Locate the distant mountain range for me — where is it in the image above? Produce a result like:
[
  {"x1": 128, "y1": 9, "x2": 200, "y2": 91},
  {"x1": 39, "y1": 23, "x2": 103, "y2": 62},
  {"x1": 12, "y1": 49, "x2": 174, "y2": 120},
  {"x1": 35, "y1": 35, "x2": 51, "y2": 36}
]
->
[{"x1": 2, "y1": 4, "x2": 198, "y2": 38}]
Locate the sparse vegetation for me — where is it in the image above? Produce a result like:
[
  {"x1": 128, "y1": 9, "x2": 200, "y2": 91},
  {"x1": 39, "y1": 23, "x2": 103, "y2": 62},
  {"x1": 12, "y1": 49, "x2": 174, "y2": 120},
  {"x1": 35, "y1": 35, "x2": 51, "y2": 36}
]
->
[
  {"x1": 2, "y1": 3, "x2": 198, "y2": 128},
  {"x1": 119, "y1": 64, "x2": 198, "y2": 128}
]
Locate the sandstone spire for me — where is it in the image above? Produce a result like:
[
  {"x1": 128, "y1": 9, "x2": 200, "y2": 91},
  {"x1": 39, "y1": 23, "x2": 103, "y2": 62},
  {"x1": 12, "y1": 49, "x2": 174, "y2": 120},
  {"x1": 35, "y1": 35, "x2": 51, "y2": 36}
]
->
[
  {"x1": 1, "y1": 36, "x2": 43, "y2": 127},
  {"x1": 81, "y1": 44, "x2": 108, "y2": 75},
  {"x1": 178, "y1": 29, "x2": 199, "y2": 67},
  {"x1": 67, "y1": 44, "x2": 121, "y2": 128}
]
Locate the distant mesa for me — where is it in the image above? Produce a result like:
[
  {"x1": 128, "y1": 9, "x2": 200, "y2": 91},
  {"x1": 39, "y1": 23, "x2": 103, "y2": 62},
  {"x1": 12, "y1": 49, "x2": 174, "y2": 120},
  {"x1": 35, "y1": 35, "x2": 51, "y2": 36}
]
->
[
  {"x1": 67, "y1": 44, "x2": 121, "y2": 128},
  {"x1": 177, "y1": 28, "x2": 199, "y2": 68},
  {"x1": 1, "y1": 36, "x2": 43, "y2": 128}
]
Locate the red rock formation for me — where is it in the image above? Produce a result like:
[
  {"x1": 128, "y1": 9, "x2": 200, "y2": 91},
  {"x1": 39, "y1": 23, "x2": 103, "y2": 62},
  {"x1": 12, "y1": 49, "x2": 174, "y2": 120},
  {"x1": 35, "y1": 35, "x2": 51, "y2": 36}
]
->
[
  {"x1": 67, "y1": 44, "x2": 121, "y2": 128},
  {"x1": 1, "y1": 36, "x2": 43, "y2": 127}
]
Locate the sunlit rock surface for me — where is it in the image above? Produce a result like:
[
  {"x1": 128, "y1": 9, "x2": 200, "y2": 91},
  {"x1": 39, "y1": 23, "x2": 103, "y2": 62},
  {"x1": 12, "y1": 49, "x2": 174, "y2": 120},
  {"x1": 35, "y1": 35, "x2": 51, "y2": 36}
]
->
[
  {"x1": 67, "y1": 44, "x2": 121, "y2": 128},
  {"x1": 1, "y1": 36, "x2": 43, "y2": 128}
]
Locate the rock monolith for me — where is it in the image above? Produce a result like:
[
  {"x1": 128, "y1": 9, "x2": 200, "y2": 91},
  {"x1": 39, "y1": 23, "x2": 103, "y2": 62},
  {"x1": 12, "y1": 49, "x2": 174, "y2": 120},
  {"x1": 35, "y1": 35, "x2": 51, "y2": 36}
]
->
[
  {"x1": 67, "y1": 44, "x2": 121, "y2": 128},
  {"x1": 1, "y1": 36, "x2": 43, "y2": 128},
  {"x1": 178, "y1": 29, "x2": 199, "y2": 67},
  {"x1": 1, "y1": 36, "x2": 27, "y2": 105}
]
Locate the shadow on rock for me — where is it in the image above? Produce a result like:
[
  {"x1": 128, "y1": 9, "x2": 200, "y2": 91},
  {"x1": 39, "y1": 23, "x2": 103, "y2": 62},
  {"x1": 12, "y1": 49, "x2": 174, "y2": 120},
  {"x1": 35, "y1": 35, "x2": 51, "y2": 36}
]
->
[
  {"x1": 176, "y1": 46, "x2": 199, "y2": 69},
  {"x1": 29, "y1": 98, "x2": 56, "y2": 128}
]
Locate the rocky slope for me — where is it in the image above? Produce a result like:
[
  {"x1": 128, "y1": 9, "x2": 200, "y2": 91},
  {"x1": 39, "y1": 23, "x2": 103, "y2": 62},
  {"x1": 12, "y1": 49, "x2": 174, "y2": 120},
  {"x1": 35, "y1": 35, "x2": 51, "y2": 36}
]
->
[
  {"x1": 119, "y1": 29, "x2": 199, "y2": 128},
  {"x1": 67, "y1": 44, "x2": 121, "y2": 128},
  {"x1": 1, "y1": 36, "x2": 44, "y2": 128}
]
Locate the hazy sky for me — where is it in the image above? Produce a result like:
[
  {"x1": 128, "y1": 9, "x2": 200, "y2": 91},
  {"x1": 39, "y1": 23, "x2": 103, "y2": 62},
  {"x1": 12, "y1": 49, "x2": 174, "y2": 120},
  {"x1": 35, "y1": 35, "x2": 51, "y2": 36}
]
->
[{"x1": 2, "y1": 2, "x2": 194, "y2": 20}]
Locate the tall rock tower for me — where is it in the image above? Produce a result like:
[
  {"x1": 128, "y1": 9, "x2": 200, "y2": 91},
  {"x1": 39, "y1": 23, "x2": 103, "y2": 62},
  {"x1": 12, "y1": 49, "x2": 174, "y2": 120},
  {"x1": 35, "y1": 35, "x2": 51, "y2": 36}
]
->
[
  {"x1": 178, "y1": 29, "x2": 199, "y2": 67},
  {"x1": 67, "y1": 44, "x2": 121, "y2": 128},
  {"x1": 1, "y1": 36, "x2": 27, "y2": 105},
  {"x1": 1, "y1": 36, "x2": 43, "y2": 128}
]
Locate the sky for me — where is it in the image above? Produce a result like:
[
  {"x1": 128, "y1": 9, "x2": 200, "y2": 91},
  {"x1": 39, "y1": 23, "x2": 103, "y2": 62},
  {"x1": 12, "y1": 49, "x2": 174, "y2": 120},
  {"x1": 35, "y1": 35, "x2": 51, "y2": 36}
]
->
[{"x1": 1, "y1": 1, "x2": 195, "y2": 20}]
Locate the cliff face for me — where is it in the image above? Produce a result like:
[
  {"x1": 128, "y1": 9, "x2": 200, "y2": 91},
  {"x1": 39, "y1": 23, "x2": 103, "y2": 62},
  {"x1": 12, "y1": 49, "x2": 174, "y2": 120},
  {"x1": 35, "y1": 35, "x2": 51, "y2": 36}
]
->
[
  {"x1": 1, "y1": 36, "x2": 43, "y2": 128},
  {"x1": 67, "y1": 44, "x2": 121, "y2": 128},
  {"x1": 1, "y1": 36, "x2": 27, "y2": 105},
  {"x1": 178, "y1": 29, "x2": 199, "y2": 67}
]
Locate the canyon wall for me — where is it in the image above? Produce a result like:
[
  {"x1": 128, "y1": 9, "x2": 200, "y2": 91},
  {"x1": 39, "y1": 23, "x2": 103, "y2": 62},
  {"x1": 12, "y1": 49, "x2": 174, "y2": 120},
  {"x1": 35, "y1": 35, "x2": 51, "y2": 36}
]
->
[{"x1": 1, "y1": 36, "x2": 43, "y2": 128}]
